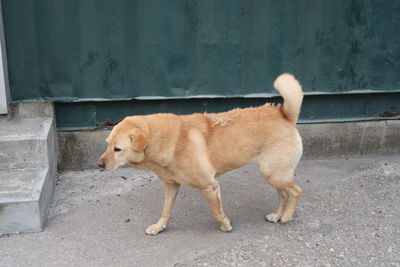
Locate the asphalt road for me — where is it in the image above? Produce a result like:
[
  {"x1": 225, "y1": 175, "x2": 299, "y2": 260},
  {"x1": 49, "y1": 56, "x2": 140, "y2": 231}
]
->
[{"x1": 1, "y1": 156, "x2": 399, "y2": 266}]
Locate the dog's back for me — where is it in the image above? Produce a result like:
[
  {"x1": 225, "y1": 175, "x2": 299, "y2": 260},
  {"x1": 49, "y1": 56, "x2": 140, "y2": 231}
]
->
[{"x1": 179, "y1": 73, "x2": 304, "y2": 175}]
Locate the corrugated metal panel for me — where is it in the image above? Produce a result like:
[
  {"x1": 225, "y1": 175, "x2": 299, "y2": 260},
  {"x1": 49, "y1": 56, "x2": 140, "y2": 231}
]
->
[{"x1": 3, "y1": 0, "x2": 400, "y2": 102}]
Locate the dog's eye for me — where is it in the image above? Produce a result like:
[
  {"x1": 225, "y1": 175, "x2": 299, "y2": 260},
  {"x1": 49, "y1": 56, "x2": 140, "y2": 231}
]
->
[{"x1": 114, "y1": 147, "x2": 122, "y2": 152}]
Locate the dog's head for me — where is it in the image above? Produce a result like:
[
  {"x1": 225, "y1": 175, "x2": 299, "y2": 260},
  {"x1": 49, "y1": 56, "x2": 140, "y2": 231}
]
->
[{"x1": 97, "y1": 117, "x2": 148, "y2": 170}]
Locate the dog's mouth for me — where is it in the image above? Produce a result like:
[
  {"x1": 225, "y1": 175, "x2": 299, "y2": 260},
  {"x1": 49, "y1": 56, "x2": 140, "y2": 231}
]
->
[
  {"x1": 110, "y1": 161, "x2": 127, "y2": 171},
  {"x1": 111, "y1": 164, "x2": 121, "y2": 171},
  {"x1": 97, "y1": 159, "x2": 115, "y2": 170}
]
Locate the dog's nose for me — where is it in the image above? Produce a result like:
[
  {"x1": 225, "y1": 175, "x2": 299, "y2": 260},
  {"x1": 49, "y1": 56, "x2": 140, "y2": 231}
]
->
[{"x1": 97, "y1": 159, "x2": 105, "y2": 169}]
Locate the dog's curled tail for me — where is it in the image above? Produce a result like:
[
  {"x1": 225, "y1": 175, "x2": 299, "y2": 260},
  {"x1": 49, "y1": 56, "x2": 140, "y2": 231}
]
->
[{"x1": 274, "y1": 73, "x2": 303, "y2": 124}]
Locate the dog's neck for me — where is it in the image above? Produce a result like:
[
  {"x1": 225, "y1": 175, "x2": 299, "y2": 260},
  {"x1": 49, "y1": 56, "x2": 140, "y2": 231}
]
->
[
  {"x1": 127, "y1": 114, "x2": 182, "y2": 177},
  {"x1": 128, "y1": 159, "x2": 175, "y2": 181},
  {"x1": 142, "y1": 115, "x2": 182, "y2": 166}
]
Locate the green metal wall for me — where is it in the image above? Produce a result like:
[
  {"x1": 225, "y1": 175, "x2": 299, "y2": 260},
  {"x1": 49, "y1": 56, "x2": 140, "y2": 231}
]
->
[{"x1": 2, "y1": 0, "x2": 400, "y2": 129}]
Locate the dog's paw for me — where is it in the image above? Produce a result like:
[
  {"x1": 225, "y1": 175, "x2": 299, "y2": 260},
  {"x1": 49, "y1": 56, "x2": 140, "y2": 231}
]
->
[
  {"x1": 145, "y1": 224, "x2": 166, "y2": 235},
  {"x1": 219, "y1": 218, "x2": 232, "y2": 233},
  {"x1": 280, "y1": 215, "x2": 293, "y2": 224},
  {"x1": 265, "y1": 213, "x2": 281, "y2": 223},
  {"x1": 220, "y1": 223, "x2": 232, "y2": 233}
]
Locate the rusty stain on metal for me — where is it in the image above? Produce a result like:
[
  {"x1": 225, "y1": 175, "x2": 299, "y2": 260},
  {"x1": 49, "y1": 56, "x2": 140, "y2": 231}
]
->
[
  {"x1": 379, "y1": 110, "x2": 400, "y2": 118},
  {"x1": 94, "y1": 119, "x2": 122, "y2": 129}
]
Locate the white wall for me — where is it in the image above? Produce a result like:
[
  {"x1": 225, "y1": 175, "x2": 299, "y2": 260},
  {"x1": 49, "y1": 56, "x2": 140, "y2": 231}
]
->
[{"x1": 0, "y1": 3, "x2": 9, "y2": 114}]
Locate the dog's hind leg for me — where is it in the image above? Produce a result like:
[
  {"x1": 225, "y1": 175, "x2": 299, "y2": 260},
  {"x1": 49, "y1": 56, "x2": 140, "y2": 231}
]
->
[
  {"x1": 262, "y1": 170, "x2": 302, "y2": 223},
  {"x1": 200, "y1": 180, "x2": 232, "y2": 232},
  {"x1": 280, "y1": 183, "x2": 302, "y2": 223},
  {"x1": 265, "y1": 189, "x2": 288, "y2": 223},
  {"x1": 145, "y1": 182, "x2": 180, "y2": 235},
  {"x1": 259, "y1": 151, "x2": 302, "y2": 223}
]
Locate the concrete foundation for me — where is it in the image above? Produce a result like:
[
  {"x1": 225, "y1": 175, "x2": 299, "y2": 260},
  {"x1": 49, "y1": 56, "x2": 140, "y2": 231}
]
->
[
  {"x1": 299, "y1": 120, "x2": 400, "y2": 158},
  {"x1": 57, "y1": 120, "x2": 400, "y2": 170}
]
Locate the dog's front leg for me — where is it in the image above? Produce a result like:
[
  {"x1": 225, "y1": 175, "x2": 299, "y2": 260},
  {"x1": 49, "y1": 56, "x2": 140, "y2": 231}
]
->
[
  {"x1": 201, "y1": 180, "x2": 232, "y2": 233},
  {"x1": 145, "y1": 182, "x2": 180, "y2": 235}
]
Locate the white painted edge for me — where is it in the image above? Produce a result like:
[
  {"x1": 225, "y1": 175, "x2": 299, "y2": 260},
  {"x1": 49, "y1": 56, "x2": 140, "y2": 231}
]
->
[{"x1": 0, "y1": 2, "x2": 9, "y2": 114}]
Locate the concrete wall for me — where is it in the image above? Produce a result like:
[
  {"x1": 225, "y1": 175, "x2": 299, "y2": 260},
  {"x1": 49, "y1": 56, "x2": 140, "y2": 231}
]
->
[
  {"x1": 58, "y1": 130, "x2": 110, "y2": 171},
  {"x1": 57, "y1": 120, "x2": 400, "y2": 170},
  {"x1": 299, "y1": 120, "x2": 400, "y2": 159}
]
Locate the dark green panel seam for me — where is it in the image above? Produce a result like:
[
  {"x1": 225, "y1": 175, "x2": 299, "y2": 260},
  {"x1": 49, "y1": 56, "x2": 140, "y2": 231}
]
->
[
  {"x1": 11, "y1": 89, "x2": 400, "y2": 103},
  {"x1": 54, "y1": 92, "x2": 400, "y2": 131}
]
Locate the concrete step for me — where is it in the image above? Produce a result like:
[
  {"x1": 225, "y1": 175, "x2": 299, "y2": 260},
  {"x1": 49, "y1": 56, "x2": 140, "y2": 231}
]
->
[
  {"x1": 0, "y1": 167, "x2": 55, "y2": 234},
  {"x1": 0, "y1": 102, "x2": 57, "y2": 234},
  {"x1": 0, "y1": 117, "x2": 54, "y2": 169}
]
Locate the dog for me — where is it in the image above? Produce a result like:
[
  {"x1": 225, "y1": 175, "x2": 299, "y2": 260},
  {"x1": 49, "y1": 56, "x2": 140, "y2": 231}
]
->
[{"x1": 97, "y1": 73, "x2": 303, "y2": 235}]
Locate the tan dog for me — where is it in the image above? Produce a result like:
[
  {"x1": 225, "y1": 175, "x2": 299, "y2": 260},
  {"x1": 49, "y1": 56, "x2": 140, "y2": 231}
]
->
[{"x1": 97, "y1": 73, "x2": 303, "y2": 235}]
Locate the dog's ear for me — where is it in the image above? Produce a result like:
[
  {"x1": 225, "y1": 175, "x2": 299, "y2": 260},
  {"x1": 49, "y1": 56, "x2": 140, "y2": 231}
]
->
[{"x1": 129, "y1": 130, "x2": 148, "y2": 152}]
